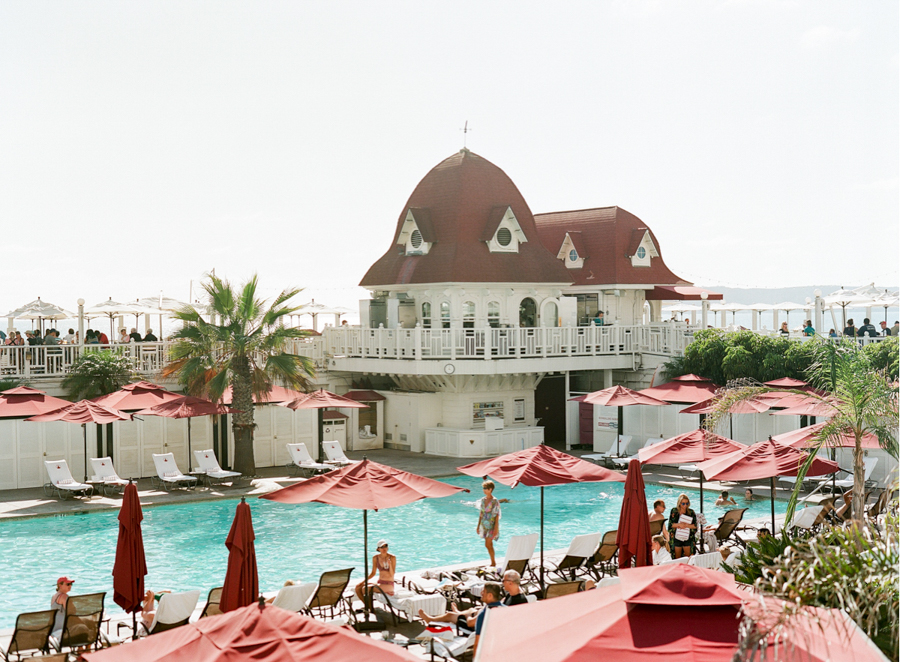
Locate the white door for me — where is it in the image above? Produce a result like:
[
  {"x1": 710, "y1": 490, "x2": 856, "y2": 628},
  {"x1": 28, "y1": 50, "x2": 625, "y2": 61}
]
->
[
  {"x1": 0, "y1": 420, "x2": 18, "y2": 490},
  {"x1": 18, "y1": 420, "x2": 47, "y2": 488},
  {"x1": 115, "y1": 420, "x2": 142, "y2": 480},
  {"x1": 163, "y1": 417, "x2": 188, "y2": 471},
  {"x1": 140, "y1": 416, "x2": 166, "y2": 478}
]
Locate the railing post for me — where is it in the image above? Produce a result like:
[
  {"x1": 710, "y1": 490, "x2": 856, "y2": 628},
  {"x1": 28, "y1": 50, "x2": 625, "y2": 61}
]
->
[
  {"x1": 450, "y1": 328, "x2": 457, "y2": 361},
  {"x1": 484, "y1": 328, "x2": 492, "y2": 360}
]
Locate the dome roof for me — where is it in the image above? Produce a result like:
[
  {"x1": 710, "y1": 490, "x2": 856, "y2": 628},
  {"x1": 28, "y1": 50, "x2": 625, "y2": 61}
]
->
[{"x1": 360, "y1": 150, "x2": 572, "y2": 287}]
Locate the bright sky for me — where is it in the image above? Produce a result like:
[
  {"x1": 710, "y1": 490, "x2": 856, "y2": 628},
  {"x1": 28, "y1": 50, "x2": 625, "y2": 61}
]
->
[{"x1": 1, "y1": 1, "x2": 897, "y2": 322}]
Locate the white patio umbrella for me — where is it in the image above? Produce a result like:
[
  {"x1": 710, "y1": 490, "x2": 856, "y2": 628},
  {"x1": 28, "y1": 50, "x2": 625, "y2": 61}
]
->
[
  {"x1": 772, "y1": 301, "x2": 812, "y2": 330},
  {"x1": 85, "y1": 299, "x2": 152, "y2": 340},
  {"x1": 4, "y1": 298, "x2": 76, "y2": 334},
  {"x1": 823, "y1": 287, "x2": 879, "y2": 329},
  {"x1": 871, "y1": 291, "x2": 899, "y2": 324},
  {"x1": 137, "y1": 295, "x2": 193, "y2": 338},
  {"x1": 297, "y1": 300, "x2": 354, "y2": 331}
]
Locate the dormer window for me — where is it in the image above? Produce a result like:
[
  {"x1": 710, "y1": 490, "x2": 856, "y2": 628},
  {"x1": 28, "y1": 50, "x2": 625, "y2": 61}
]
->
[
  {"x1": 636, "y1": 247, "x2": 646, "y2": 259},
  {"x1": 396, "y1": 209, "x2": 434, "y2": 256},
  {"x1": 557, "y1": 232, "x2": 586, "y2": 269},
  {"x1": 629, "y1": 230, "x2": 658, "y2": 267},
  {"x1": 569, "y1": 249, "x2": 578, "y2": 262},
  {"x1": 483, "y1": 206, "x2": 527, "y2": 253},
  {"x1": 497, "y1": 228, "x2": 512, "y2": 247},
  {"x1": 410, "y1": 229, "x2": 423, "y2": 249}
]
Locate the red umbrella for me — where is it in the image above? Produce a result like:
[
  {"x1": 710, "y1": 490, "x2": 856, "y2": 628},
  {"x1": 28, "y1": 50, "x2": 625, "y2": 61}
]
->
[
  {"x1": 569, "y1": 386, "x2": 668, "y2": 456},
  {"x1": 638, "y1": 429, "x2": 743, "y2": 514},
  {"x1": 262, "y1": 459, "x2": 467, "y2": 622},
  {"x1": 220, "y1": 384, "x2": 307, "y2": 404},
  {"x1": 697, "y1": 438, "x2": 839, "y2": 531},
  {"x1": 113, "y1": 482, "x2": 147, "y2": 638},
  {"x1": 457, "y1": 444, "x2": 624, "y2": 587},
  {"x1": 220, "y1": 497, "x2": 258, "y2": 612},
  {"x1": 0, "y1": 386, "x2": 71, "y2": 418},
  {"x1": 773, "y1": 421, "x2": 881, "y2": 450},
  {"x1": 136, "y1": 396, "x2": 239, "y2": 470},
  {"x1": 82, "y1": 601, "x2": 420, "y2": 662},
  {"x1": 617, "y1": 459, "x2": 652, "y2": 568},
  {"x1": 26, "y1": 400, "x2": 133, "y2": 482},
  {"x1": 638, "y1": 374, "x2": 719, "y2": 405},
  {"x1": 92, "y1": 381, "x2": 183, "y2": 411},
  {"x1": 278, "y1": 389, "x2": 369, "y2": 462},
  {"x1": 679, "y1": 397, "x2": 772, "y2": 415},
  {"x1": 771, "y1": 397, "x2": 840, "y2": 418},
  {"x1": 475, "y1": 563, "x2": 745, "y2": 662}
]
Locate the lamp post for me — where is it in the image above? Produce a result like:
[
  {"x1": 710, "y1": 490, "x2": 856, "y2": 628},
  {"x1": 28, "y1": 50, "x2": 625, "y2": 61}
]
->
[
  {"x1": 700, "y1": 292, "x2": 709, "y2": 329},
  {"x1": 813, "y1": 289, "x2": 823, "y2": 336},
  {"x1": 77, "y1": 299, "x2": 85, "y2": 347}
]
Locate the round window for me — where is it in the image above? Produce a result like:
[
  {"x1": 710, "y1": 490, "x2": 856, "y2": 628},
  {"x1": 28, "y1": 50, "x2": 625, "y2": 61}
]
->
[
  {"x1": 496, "y1": 227, "x2": 512, "y2": 247},
  {"x1": 636, "y1": 246, "x2": 646, "y2": 259},
  {"x1": 410, "y1": 229, "x2": 423, "y2": 249},
  {"x1": 569, "y1": 249, "x2": 578, "y2": 262}
]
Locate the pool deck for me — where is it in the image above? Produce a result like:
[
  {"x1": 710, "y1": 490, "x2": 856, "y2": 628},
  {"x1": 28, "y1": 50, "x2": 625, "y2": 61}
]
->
[{"x1": 0, "y1": 448, "x2": 827, "y2": 521}]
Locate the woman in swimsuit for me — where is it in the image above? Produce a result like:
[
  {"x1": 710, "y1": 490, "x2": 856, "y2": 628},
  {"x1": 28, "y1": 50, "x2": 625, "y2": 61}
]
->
[
  {"x1": 355, "y1": 539, "x2": 396, "y2": 601},
  {"x1": 477, "y1": 480, "x2": 509, "y2": 566}
]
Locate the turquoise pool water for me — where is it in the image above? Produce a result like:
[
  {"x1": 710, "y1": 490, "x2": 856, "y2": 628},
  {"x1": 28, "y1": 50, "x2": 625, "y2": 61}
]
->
[{"x1": 0, "y1": 476, "x2": 785, "y2": 628}]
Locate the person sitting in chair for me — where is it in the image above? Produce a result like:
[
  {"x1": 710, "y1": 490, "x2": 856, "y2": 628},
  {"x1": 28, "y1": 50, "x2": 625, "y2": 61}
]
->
[
  {"x1": 501, "y1": 570, "x2": 527, "y2": 606},
  {"x1": 652, "y1": 535, "x2": 672, "y2": 565},
  {"x1": 355, "y1": 539, "x2": 396, "y2": 602}
]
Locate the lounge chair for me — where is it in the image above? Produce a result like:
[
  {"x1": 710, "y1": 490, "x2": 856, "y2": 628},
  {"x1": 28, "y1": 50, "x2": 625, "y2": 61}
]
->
[
  {"x1": 546, "y1": 533, "x2": 602, "y2": 581},
  {"x1": 659, "y1": 556, "x2": 690, "y2": 565},
  {"x1": 583, "y1": 435, "x2": 632, "y2": 463},
  {"x1": 649, "y1": 518, "x2": 665, "y2": 537},
  {"x1": 151, "y1": 453, "x2": 197, "y2": 491},
  {"x1": 678, "y1": 464, "x2": 701, "y2": 480},
  {"x1": 688, "y1": 551, "x2": 728, "y2": 571},
  {"x1": 3, "y1": 609, "x2": 55, "y2": 661},
  {"x1": 305, "y1": 568, "x2": 355, "y2": 622},
  {"x1": 596, "y1": 576, "x2": 621, "y2": 589},
  {"x1": 192, "y1": 449, "x2": 241, "y2": 485},
  {"x1": 710, "y1": 508, "x2": 748, "y2": 549},
  {"x1": 581, "y1": 530, "x2": 618, "y2": 580},
  {"x1": 611, "y1": 437, "x2": 665, "y2": 467},
  {"x1": 89, "y1": 457, "x2": 130, "y2": 495},
  {"x1": 542, "y1": 580, "x2": 583, "y2": 600},
  {"x1": 786, "y1": 506, "x2": 824, "y2": 532},
  {"x1": 52, "y1": 592, "x2": 105, "y2": 654},
  {"x1": 43, "y1": 460, "x2": 93, "y2": 499},
  {"x1": 286, "y1": 443, "x2": 334, "y2": 476},
  {"x1": 866, "y1": 489, "x2": 894, "y2": 520},
  {"x1": 832, "y1": 457, "x2": 879, "y2": 491},
  {"x1": 143, "y1": 590, "x2": 201, "y2": 635},
  {"x1": 488, "y1": 533, "x2": 539, "y2": 582},
  {"x1": 199, "y1": 587, "x2": 223, "y2": 619},
  {"x1": 271, "y1": 583, "x2": 318, "y2": 612},
  {"x1": 322, "y1": 441, "x2": 359, "y2": 467}
]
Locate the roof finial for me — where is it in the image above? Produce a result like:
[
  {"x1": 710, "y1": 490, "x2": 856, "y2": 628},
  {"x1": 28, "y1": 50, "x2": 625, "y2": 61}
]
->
[{"x1": 460, "y1": 120, "x2": 472, "y2": 150}]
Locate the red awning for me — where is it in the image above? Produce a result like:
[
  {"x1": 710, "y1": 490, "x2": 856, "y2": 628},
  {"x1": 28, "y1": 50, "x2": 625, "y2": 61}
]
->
[
  {"x1": 342, "y1": 390, "x2": 387, "y2": 402},
  {"x1": 645, "y1": 286, "x2": 724, "y2": 301}
]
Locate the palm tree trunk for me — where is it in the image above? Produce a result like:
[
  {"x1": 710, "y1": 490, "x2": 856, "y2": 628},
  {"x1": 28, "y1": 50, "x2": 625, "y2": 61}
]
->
[
  {"x1": 851, "y1": 436, "x2": 865, "y2": 521},
  {"x1": 231, "y1": 356, "x2": 257, "y2": 476}
]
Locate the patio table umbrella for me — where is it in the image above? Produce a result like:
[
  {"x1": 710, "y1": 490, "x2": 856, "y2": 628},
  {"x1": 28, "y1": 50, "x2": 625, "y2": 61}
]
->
[
  {"x1": 638, "y1": 374, "x2": 719, "y2": 405},
  {"x1": 278, "y1": 389, "x2": 369, "y2": 462},
  {"x1": 26, "y1": 400, "x2": 132, "y2": 482},
  {"x1": 81, "y1": 600, "x2": 420, "y2": 662},
  {"x1": 771, "y1": 397, "x2": 840, "y2": 418},
  {"x1": 617, "y1": 459, "x2": 652, "y2": 569},
  {"x1": 113, "y1": 482, "x2": 147, "y2": 639},
  {"x1": 85, "y1": 299, "x2": 150, "y2": 340},
  {"x1": 475, "y1": 563, "x2": 746, "y2": 662},
  {"x1": 220, "y1": 384, "x2": 308, "y2": 405},
  {"x1": 696, "y1": 437, "x2": 839, "y2": 532},
  {"x1": 262, "y1": 458, "x2": 468, "y2": 624},
  {"x1": 679, "y1": 396, "x2": 772, "y2": 442},
  {"x1": 569, "y1": 386, "x2": 668, "y2": 456},
  {"x1": 220, "y1": 497, "x2": 258, "y2": 612},
  {"x1": 4, "y1": 298, "x2": 75, "y2": 334},
  {"x1": 457, "y1": 444, "x2": 624, "y2": 589},
  {"x1": 136, "y1": 396, "x2": 238, "y2": 470},
  {"x1": 92, "y1": 381, "x2": 183, "y2": 411},
  {"x1": 0, "y1": 386, "x2": 71, "y2": 417},
  {"x1": 772, "y1": 421, "x2": 881, "y2": 450},
  {"x1": 638, "y1": 429, "x2": 743, "y2": 513}
]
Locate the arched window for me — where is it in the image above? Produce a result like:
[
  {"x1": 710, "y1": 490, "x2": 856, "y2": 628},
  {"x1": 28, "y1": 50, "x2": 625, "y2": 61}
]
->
[
  {"x1": 488, "y1": 301, "x2": 500, "y2": 328},
  {"x1": 421, "y1": 301, "x2": 431, "y2": 329},
  {"x1": 519, "y1": 298, "x2": 537, "y2": 328},
  {"x1": 543, "y1": 301, "x2": 558, "y2": 327},
  {"x1": 440, "y1": 301, "x2": 450, "y2": 329},
  {"x1": 463, "y1": 301, "x2": 476, "y2": 329}
]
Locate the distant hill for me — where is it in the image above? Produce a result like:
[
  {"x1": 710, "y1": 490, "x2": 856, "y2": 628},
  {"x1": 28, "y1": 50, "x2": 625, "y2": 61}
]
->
[{"x1": 711, "y1": 285, "x2": 898, "y2": 306}]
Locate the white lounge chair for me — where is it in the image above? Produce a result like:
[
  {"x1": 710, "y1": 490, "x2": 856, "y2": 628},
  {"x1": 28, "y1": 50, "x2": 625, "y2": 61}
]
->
[
  {"x1": 547, "y1": 532, "x2": 602, "y2": 580},
  {"x1": 658, "y1": 556, "x2": 691, "y2": 565},
  {"x1": 286, "y1": 443, "x2": 334, "y2": 476},
  {"x1": 596, "y1": 576, "x2": 621, "y2": 589},
  {"x1": 832, "y1": 457, "x2": 878, "y2": 490},
  {"x1": 688, "y1": 551, "x2": 727, "y2": 571},
  {"x1": 271, "y1": 583, "x2": 318, "y2": 612},
  {"x1": 611, "y1": 437, "x2": 665, "y2": 467},
  {"x1": 192, "y1": 449, "x2": 241, "y2": 485},
  {"x1": 89, "y1": 457, "x2": 130, "y2": 495},
  {"x1": 143, "y1": 590, "x2": 200, "y2": 635},
  {"x1": 322, "y1": 441, "x2": 359, "y2": 467},
  {"x1": 44, "y1": 460, "x2": 92, "y2": 499},
  {"x1": 583, "y1": 435, "x2": 632, "y2": 463},
  {"x1": 151, "y1": 453, "x2": 197, "y2": 491},
  {"x1": 497, "y1": 533, "x2": 539, "y2": 579},
  {"x1": 786, "y1": 505, "x2": 824, "y2": 532}
]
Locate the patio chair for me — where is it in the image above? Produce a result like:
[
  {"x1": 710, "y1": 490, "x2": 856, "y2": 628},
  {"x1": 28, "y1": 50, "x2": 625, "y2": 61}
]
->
[
  {"x1": 305, "y1": 568, "x2": 355, "y2": 622},
  {"x1": 611, "y1": 437, "x2": 665, "y2": 467},
  {"x1": 199, "y1": 587, "x2": 223, "y2": 619},
  {"x1": 322, "y1": 441, "x2": 359, "y2": 467},
  {"x1": 151, "y1": 453, "x2": 197, "y2": 491},
  {"x1": 710, "y1": 508, "x2": 748, "y2": 549},
  {"x1": 832, "y1": 457, "x2": 879, "y2": 491},
  {"x1": 688, "y1": 551, "x2": 728, "y2": 571},
  {"x1": 786, "y1": 506, "x2": 824, "y2": 533},
  {"x1": 546, "y1": 532, "x2": 602, "y2": 581},
  {"x1": 3, "y1": 609, "x2": 55, "y2": 661},
  {"x1": 678, "y1": 464, "x2": 701, "y2": 480},
  {"x1": 483, "y1": 533, "x2": 539, "y2": 583},
  {"x1": 285, "y1": 443, "x2": 334, "y2": 476},
  {"x1": 142, "y1": 590, "x2": 201, "y2": 635},
  {"x1": 43, "y1": 460, "x2": 93, "y2": 499},
  {"x1": 658, "y1": 556, "x2": 690, "y2": 565},
  {"x1": 542, "y1": 580, "x2": 583, "y2": 600},
  {"x1": 89, "y1": 457, "x2": 129, "y2": 495},
  {"x1": 271, "y1": 583, "x2": 318, "y2": 612},
  {"x1": 583, "y1": 435, "x2": 632, "y2": 464},
  {"x1": 581, "y1": 530, "x2": 618, "y2": 580},
  {"x1": 192, "y1": 449, "x2": 241, "y2": 485},
  {"x1": 649, "y1": 518, "x2": 665, "y2": 537},
  {"x1": 866, "y1": 489, "x2": 894, "y2": 520},
  {"x1": 53, "y1": 592, "x2": 105, "y2": 653}
]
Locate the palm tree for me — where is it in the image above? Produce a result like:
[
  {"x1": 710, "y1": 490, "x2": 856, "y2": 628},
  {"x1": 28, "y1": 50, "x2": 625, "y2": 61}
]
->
[
  {"x1": 708, "y1": 338, "x2": 897, "y2": 524},
  {"x1": 163, "y1": 274, "x2": 316, "y2": 475},
  {"x1": 62, "y1": 349, "x2": 136, "y2": 400}
]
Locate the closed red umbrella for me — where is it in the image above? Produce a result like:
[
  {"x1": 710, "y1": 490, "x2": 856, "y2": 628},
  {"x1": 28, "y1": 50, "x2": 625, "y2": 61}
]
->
[
  {"x1": 0, "y1": 386, "x2": 71, "y2": 418},
  {"x1": 220, "y1": 497, "x2": 258, "y2": 612},
  {"x1": 278, "y1": 389, "x2": 369, "y2": 462},
  {"x1": 92, "y1": 381, "x2": 183, "y2": 411},
  {"x1": 262, "y1": 459, "x2": 467, "y2": 623},
  {"x1": 638, "y1": 374, "x2": 719, "y2": 405},
  {"x1": 82, "y1": 601, "x2": 420, "y2": 662},
  {"x1": 113, "y1": 482, "x2": 147, "y2": 639},
  {"x1": 617, "y1": 459, "x2": 652, "y2": 568},
  {"x1": 475, "y1": 564, "x2": 745, "y2": 662},
  {"x1": 26, "y1": 400, "x2": 132, "y2": 482},
  {"x1": 569, "y1": 386, "x2": 668, "y2": 456},
  {"x1": 458, "y1": 444, "x2": 624, "y2": 587}
]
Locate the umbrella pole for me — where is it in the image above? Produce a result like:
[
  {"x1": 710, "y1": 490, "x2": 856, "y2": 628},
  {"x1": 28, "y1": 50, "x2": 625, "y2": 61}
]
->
[
  {"x1": 699, "y1": 474, "x2": 704, "y2": 553},
  {"x1": 317, "y1": 409, "x2": 325, "y2": 463},
  {"x1": 540, "y1": 486, "x2": 545, "y2": 592},
  {"x1": 363, "y1": 509, "x2": 369, "y2": 624},
  {"x1": 617, "y1": 406, "x2": 623, "y2": 456},
  {"x1": 188, "y1": 418, "x2": 192, "y2": 470},
  {"x1": 770, "y1": 476, "x2": 776, "y2": 533},
  {"x1": 82, "y1": 424, "x2": 88, "y2": 482}
]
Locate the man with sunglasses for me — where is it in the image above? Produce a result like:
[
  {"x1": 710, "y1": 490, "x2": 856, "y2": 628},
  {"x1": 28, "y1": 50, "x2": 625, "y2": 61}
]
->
[{"x1": 50, "y1": 576, "x2": 75, "y2": 637}]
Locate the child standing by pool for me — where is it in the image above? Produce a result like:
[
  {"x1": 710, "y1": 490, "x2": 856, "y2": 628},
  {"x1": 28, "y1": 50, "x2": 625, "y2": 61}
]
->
[{"x1": 476, "y1": 480, "x2": 507, "y2": 566}]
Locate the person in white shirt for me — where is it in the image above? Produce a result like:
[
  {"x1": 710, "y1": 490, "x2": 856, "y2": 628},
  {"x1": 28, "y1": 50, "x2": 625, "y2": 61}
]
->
[{"x1": 652, "y1": 535, "x2": 672, "y2": 565}]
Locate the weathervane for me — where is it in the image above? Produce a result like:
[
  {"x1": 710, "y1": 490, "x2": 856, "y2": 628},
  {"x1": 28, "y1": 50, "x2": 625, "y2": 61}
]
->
[{"x1": 460, "y1": 120, "x2": 473, "y2": 148}]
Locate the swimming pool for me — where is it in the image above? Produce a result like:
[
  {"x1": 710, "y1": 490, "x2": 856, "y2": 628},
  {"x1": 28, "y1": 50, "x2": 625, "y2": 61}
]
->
[{"x1": 0, "y1": 476, "x2": 785, "y2": 628}]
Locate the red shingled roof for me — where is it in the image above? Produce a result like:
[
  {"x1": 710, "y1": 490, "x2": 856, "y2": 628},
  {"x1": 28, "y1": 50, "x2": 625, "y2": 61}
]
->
[
  {"x1": 533, "y1": 207, "x2": 689, "y2": 287},
  {"x1": 360, "y1": 150, "x2": 572, "y2": 287}
]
